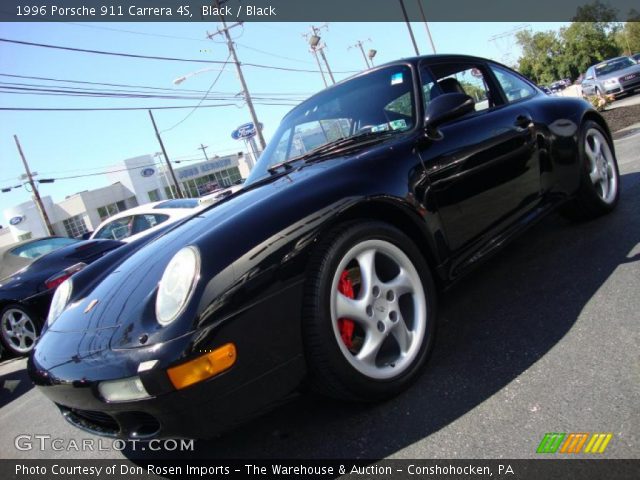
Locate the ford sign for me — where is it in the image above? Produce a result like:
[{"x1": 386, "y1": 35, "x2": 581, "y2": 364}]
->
[
  {"x1": 140, "y1": 167, "x2": 155, "y2": 177},
  {"x1": 9, "y1": 215, "x2": 24, "y2": 226},
  {"x1": 231, "y1": 122, "x2": 263, "y2": 140}
]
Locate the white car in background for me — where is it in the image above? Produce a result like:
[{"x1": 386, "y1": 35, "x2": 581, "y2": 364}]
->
[
  {"x1": 199, "y1": 184, "x2": 244, "y2": 206},
  {"x1": 90, "y1": 199, "x2": 204, "y2": 243}
]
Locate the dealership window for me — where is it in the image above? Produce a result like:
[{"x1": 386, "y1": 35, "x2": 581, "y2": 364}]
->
[
  {"x1": 490, "y1": 65, "x2": 536, "y2": 103},
  {"x1": 63, "y1": 214, "x2": 89, "y2": 238},
  {"x1": 97, "y1": 200, "x2": 128, "y2": 221},
  {"x1": 176, "y1": 167, "x2": 243, "y2": 197},
  {"x1": 148, "y1": 189, "x2": 160, "y2": 202},
  {"x1": 164, "y1": 185, "x2": 178, "y2": 199},
  {"x1": 17, "y1": 232, "x2": 32, "y2": 241}
]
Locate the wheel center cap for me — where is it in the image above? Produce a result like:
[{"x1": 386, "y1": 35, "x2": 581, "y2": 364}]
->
[{"x1": 373, "y1": 299, "x2": 387, "y2": 319}]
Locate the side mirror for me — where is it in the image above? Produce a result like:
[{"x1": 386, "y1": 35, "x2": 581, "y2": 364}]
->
[
  {"x1": 425, "y1": 93, "x2": 475, "y2": 139},
  {"x1": 585, "y1": 75, "x2": 594, "y2": 81}
]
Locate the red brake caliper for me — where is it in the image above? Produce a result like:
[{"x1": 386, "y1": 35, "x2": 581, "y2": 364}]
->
[{"x1": 338, "y1": 270, "x2": 355, "y2": 350}]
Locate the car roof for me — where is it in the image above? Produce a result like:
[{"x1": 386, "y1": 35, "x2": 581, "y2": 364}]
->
[{"x1": 595, "y1": 56, "x2": 631, "y2": 67}]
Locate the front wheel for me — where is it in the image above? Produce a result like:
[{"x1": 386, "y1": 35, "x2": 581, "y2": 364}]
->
[
  {"x1": 302, "y1": 222, "x2": 437, "y2": 401},
  {"x1": 0, "y1": 304, "x2": 40, "y2": 356},
  {"x1": 560, "y1": 120, "x2": 620, "y2": 221}
]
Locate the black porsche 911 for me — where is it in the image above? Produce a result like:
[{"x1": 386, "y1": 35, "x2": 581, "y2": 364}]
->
[
  {"x1": 29, "y1": 54, "x2": 619, "y2": 439},
  {"x1": 1, "y1": 238, "x2": 123, "y2": 356}
]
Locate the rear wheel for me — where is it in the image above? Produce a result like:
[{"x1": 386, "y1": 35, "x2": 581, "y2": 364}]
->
[
  {"x1": 0, "y1": 304, "x2": 40, "y2": 356},
  {"x1": 302, "y1": 222, "x2": 436, "y2": 401},
  {"x1": 560, "y1": 120, "x2": 619, "y2": 221}
]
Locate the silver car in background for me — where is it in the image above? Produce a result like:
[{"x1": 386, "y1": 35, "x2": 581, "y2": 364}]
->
[{"x1": 581, "y1": 56, "x2": 640, "y2": 98}]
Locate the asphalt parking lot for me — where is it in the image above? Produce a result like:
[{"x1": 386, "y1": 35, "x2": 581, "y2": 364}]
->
[{"x1": 1, "y1": 128, "x2": 639, "y2": 461}]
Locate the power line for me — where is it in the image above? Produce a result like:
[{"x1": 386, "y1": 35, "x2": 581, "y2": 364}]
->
[
  {"x1": 0, "y1": 37, "x2": 358, "y2": 74},
  {"x1": 235, "y1": 42, "x2": 314, "y2": 65},
  {"x1": 0, "y1": 73, "x2": 314, "y2": 97},
  {"x1": 0, "y1": 102, "x2": 297, "y2": 111},
  {"x1": 66, "y1": 22, "x2": 210, "y2": 43},
  {"x1": 160, "y1": 53, "x2": 232, "y2": 133},
  {"x1": 0, "y1": 84, "x2": 304, "y2": 102}
]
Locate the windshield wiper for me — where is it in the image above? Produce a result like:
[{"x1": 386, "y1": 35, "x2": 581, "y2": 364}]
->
[{"x1": 267, "y1": 130, "x2": 398, "y2": 174}]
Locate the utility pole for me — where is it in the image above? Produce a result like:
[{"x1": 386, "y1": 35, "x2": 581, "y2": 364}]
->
[
  {"x1": 199, "y1": 144, "x2": 210, "y2": 162},
  {"x1": 208, "y1": 0, "x2": 266, "y2": 150},
  {"x1": 148, "y1": 110, "x2": 184, "y2": 199},
  {"x1": 311, "y1": 49, "x2": 328, "y2": 87},
  {"x1": 415, "y1": 0, "x2": 436, "y2": 54},
  {"x1": 349, "y1": 39, "x2": 372, "y2": 69},
  {"x1": 13, "y1": 135, "x2": 54, "y2": 236},
  {"x1": 306, "y1": 25, "x2": 335, "y2": 84},
  {"x1": 398, "y1": 0, "x2": 420, "y2": 56}
]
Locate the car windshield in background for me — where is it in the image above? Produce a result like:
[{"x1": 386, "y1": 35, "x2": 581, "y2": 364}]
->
[
  {"x1": 10, "y1": 237, "x2": 78, "y2": 259},
  {"x1": 595, "y1": 58, "x2": 636, "y2": 76},
  {"x1": 246, "y1": 64, "x2": 416, "y2": 183},
  {"x1": 154, "y1": 199, "x2": 199, "y2": 209}
]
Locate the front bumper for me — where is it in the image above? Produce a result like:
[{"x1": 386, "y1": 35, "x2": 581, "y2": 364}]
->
[
  {"x1": 28, "y1": 282, "x2": 307, "y2": 439},
  {"x1": 605, "y1": 78, "x2": 640, "y2": 96}
]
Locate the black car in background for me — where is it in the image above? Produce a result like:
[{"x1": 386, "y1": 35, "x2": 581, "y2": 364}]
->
[
  {"x1": 0, "y1": 239, "x2": 122, "y2": 356},
  {"x1": 31, "y1": 54, "x2": 619, "y2": 439},
  {"x1": 0, "y1": 236, "x2": 79, "y2": 280}
]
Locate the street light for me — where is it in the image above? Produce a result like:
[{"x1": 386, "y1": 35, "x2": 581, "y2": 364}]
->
[
  {"x1": 368, "y1": 49, "x2": 377, "y2": 66},
  {"x1": 309, "y1": 34, "x2": 321, "y2": 48},
  {"x1": 173, "y1": 67, "x2": 227, "y2": 85}
]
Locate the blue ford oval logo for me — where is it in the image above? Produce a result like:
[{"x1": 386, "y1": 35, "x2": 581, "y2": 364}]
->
[
  {"x1": 9, "y1": 215, "x2": 24, "y2": 226},
  {"x1": 140, "y1": 167, "x2": 155, "y2": 177},
  {"x1": 231, "y1": 122, "x2": 263, "y2": 140}
]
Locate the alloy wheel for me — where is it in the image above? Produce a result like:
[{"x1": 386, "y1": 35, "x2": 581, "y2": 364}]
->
[
  {"x1": 1, "y1": 308, "x2": 37, "y2": 354},
  {"x1": 329, "y1": 239, "x2": 427, "y2": 380},
  {"x1": 585, "y1": 128, "x2": 617, "y2": 205}
]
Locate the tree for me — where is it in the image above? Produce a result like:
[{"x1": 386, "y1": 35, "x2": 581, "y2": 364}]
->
[
  {"x1": 616, "y1": 12, "x2": 640, "y2": 54},
  {"x1": 515, "y1": 30, "x2": 563, "y2": 85},
  {"x1": 572, "y1": 0, "x2": 618, "y2": 22},
  {"x1": 559, "y1": 22, "x2": 621, "y2": 80}
]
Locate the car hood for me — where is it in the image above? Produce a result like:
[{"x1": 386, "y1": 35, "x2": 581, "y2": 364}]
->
[{"x1": 44, "y1": 139, "x2": 401, "y2": 351}]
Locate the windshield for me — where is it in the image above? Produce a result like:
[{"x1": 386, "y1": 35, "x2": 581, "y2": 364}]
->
[
  {"x1": 595, "y1": 58, "x2": 635, "y2": 76},
  {"x1": 246, "y1": 64, "x2": 416, "y2": 183}
]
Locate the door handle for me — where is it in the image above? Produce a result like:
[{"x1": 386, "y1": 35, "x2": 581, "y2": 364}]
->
[{"x1": 514, "y1": 115, "x2": 532, "y2": 129}]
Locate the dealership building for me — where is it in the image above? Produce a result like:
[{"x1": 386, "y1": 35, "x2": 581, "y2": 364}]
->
[{"x1": 1, "y1": 152, "x2": 249, "y2": 246}]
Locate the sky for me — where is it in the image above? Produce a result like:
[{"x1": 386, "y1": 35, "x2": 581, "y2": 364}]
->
[{"x1": 0, "y1": 21, "x2": 568, "y2": 217}]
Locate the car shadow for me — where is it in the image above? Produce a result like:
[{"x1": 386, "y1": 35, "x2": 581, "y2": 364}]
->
[
  {"x1": 125, "y1": 171, "x2": 640, "y2": 460},
  {"x1": 0, "y1": 360, "x2": 33, "y2": 409}
]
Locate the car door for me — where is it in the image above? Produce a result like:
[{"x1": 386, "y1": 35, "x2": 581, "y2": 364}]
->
[{"x1": 416, "y1": 60, "x2": 541, "y2": 259}]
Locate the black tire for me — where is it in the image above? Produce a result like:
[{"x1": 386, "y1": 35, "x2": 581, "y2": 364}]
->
[
  {"x1": 0, "y1": 304, "x2": 41, "y2": 357},
  {"x1": 560, "y1": 120, "x2": 620, "y2": 221},
  {"x1": 302, "y1": 221, "x2": 437, "y2": 401}
]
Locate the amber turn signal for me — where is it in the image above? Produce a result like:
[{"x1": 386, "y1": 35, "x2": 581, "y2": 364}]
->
[{"x1": 167, "y1": 343, "x2": 236, "y2": 390}]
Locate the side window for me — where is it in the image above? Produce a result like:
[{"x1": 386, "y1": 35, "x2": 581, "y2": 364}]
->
[
  {"x1": 428, "y1": 63, "x2": 497, "y2": 113},
  {"x1": 94, "y1": 217, "x2": 132, "y2": 240},
  {"x1": 131, "y1": 214, "x2": 169, "y2": 235},
  {"x1": 490, "y1": 65, "x2": 536, "y2": 103}
]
